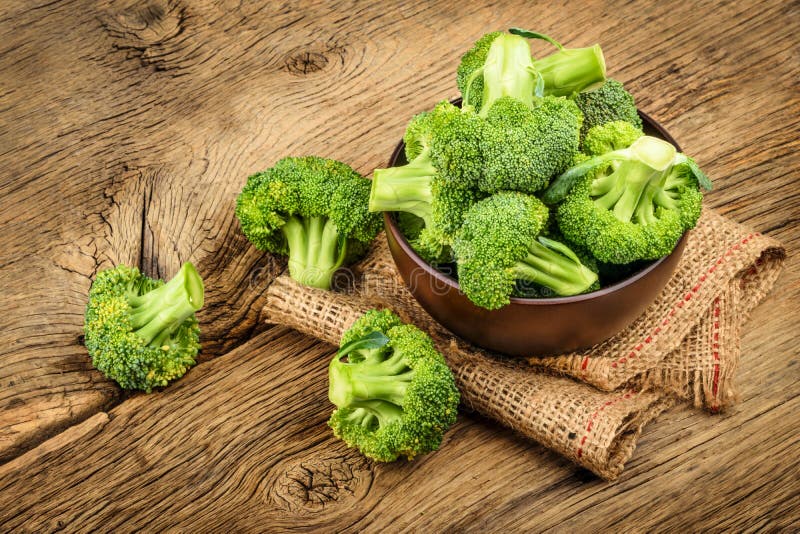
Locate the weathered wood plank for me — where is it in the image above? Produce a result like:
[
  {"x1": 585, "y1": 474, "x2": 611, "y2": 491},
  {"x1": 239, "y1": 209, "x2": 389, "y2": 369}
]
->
[{"x1": 0, "y1": 0, "x2": 798, "y2": 529}]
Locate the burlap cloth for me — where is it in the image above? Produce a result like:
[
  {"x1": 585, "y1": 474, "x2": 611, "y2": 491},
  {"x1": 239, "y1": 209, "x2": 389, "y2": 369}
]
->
[{"x1": 262, "y1": 208, "x2": 785, "y2": 480}]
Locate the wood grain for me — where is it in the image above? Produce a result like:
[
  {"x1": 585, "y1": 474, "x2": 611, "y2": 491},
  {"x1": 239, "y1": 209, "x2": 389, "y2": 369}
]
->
[{"x1": 0, "y1": 0, "x2": 798, "y2": 530}]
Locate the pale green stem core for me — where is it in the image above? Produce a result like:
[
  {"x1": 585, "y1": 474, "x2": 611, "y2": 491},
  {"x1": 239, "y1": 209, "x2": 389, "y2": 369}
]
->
[
  {"x1": 479, "y1": 33, "x2": 538, "y2": 115},
  {"x1": 329, "y1": 350, "x2": 414, "y2": 428},
  {"x1": 345, "y1": 401, "x2": 405, "y2": 430},
  {"x1": 369, "y1": 148, "x2": 436, "y2": 225},
  {"x1": 512, "y1": 240, "x2": 598, "y2": 296},
  {"x1": 544, "y1": 136, "x2": 681, "y2": 206},
  {"x1": 283, "y1": 215, "x2": 347, "y2": 290},
  {"x1": 532, "y1": 44, "x2": 607, "y2": 96},
  {"x1": 128, "y1": 262, "x2": 204, "y2": 347}
]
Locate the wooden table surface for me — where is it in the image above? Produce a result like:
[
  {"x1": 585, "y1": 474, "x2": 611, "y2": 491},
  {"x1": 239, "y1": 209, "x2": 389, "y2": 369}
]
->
[{"x1": 1, "y1": 0, "x2": 798, "y2": 531}]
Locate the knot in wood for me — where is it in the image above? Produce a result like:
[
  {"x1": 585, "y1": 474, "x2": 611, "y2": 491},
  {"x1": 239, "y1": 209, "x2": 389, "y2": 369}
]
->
[
  {"x1": 268, "y1": 454, "x2": 372, "y2": 514},
  {"x1": 283, "y1": 43, "x2": 346, "y2": 76},
  {"x1": 284, "y1": 51, "x2": 329, "y2": 75}
]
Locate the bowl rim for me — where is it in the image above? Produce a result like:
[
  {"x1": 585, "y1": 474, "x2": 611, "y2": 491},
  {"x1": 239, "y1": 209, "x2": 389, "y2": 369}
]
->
[{"x1": 383, "y1": 107, "x2": 689, "y2": 306}]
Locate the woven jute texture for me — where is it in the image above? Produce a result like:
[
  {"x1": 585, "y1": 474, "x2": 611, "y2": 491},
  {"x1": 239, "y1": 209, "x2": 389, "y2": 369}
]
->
[{"x1": 262, "y1": 208, "x2": 784, "y2": 480}]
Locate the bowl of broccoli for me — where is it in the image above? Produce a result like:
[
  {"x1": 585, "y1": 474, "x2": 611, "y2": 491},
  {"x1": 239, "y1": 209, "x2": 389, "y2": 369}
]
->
[
  {"x1": 368, "y1": 29, "x2": 709, "y2": 356},
  {"x1": 380, "y1": 110, "x2": 691, "y2": 356}
]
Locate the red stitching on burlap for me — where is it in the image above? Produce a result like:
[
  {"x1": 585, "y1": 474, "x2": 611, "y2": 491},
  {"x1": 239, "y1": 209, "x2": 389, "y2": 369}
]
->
[
  {"x1": 711, "y1": 297, "x2": 722, "y2": 412},
  {"x1": 581, "y1": 356, "x2": 590, "y2": 371},
  {"x1": 608, "y1": 234, "x2": 755, "y2": 368},
  {"x1": 576, "y1": 391, "x2": 634, "y2": 458}
]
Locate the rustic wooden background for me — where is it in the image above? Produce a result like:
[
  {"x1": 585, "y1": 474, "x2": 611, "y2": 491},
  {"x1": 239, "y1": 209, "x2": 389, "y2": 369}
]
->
[{"x1": 0, "y1": 0, "x2": 798, "y2": 530}]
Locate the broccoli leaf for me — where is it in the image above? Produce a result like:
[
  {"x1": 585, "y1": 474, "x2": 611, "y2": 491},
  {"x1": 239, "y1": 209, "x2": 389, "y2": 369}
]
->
[
  {"x1": 508, "y1": 28, "x2": 565, "y2": 50},
  {"x1": 337, "y1": 330, "x2": 390, "y2": 358}
]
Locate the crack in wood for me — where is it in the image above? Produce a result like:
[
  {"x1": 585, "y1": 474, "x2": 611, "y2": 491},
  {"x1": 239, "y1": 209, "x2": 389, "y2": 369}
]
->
[{"x1": 267, "y1": 451, "x2": 373, "y2": 515}]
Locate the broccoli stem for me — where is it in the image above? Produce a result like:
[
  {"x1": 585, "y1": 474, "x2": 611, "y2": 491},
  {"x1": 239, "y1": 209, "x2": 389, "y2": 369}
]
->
[
  {"x1": 345, "y1": 400, "x2": 405, "y2": 429},
  {"x1": 532, "y1": 44, "x2": 606, "y2": 97},
  {"x1": 128, "y1": 262, "x2": 204, "y2": 347},
  {"x1": 512, "y1": 240, "x2": 598, "y2": 296},
  {"x1": 470, "y1": 34, "x2": 606, "y2": 113},
  {"x1": 282, "y1": 215, "x2": 346, "y2": 290},
  {"x1": 592, "y1": 160, "x2": 659, "y2": 222},
  {"x1": 328, "y1": 354, "x2": 414, "y2": 409},
  {"x1": 479, "y1": 33, "x2": 538, "y2": 114},
  {"x1": 369, "y1": 149, "x2": 436, "y2": 225}
]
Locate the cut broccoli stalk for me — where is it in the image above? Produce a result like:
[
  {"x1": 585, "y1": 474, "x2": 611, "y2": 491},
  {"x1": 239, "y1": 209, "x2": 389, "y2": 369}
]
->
[
  {"x1": 329, "y1": 333, "x2": 415, "y2": 431},
  {"x1": 471, "y1": 32, "x2": 540, "y2": 113},
  {"x1": 127, "y1": 262, "x2": 204, "y2": 347},
  {"x1": 369, "y1": 150, "x2": 436, "y2": 226},
  {"x1": 513, "y1": 237, "x2": 599, "y2": 296},
  {"x1": 589, "y1": 136, "x2": 676, "y2": 223},
  {"x1": 342, "y1": 402, "x2": 404, "y2": 432},
  {"x1": 533, "y1": 44, "x2": 606, "y2": 97},
  {"x1": 462, "y1": 31, "x2": 607, "y2": 114},
  {"x1": 282, "y1": 215, "x2": 348, "y2": 289},
  {"x1": 329, "y1": 351, "x2": 415, "y2": 414}
]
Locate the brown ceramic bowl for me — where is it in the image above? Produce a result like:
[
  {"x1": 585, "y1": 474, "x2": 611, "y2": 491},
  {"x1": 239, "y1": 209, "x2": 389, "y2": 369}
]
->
[{"x1": 383, "y1": 108, "x2": 688, "y2": 356}]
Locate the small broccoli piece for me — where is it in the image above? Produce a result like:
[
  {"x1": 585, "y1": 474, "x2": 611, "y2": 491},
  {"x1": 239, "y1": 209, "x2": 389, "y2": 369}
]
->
[
  {"x1": 395, "y1": 212, "x2": 425, "y2": 242},
  {"x1": 236, "y1": 156, "x2": 381, "y2": 290},
  {"x1": 453, "y1": 192, "x2": 599, "y2": 310},
  {"x1": 84, "y1": 263, "x2": 204, "y2": 392},
  {"x1": 457, "y1": 30, "x2": 606, "y2": 114},
  {"x1": 370, "y1": 102, "x2": 484, "y2": 262},
  {"x1": 555, "y1": 135, "x2": 708, "y2": 263},
  {"x1": 478, "y1": 96, "x2": 582, "y2": 193},
  {"x1": 573, "y1": 79, "x2": 643, "y2": 139},
  {"x1": 582, "y1": 120, "x2": 644, "y2": 156},
  {"x1": 328, "y1": 309, "x2": 460, "y2": 462}
]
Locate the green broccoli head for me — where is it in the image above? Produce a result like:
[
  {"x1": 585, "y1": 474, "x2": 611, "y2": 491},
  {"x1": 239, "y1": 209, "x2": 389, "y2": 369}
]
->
[
  {"x1": 370, "y1": 102, "x2": 485, "y2": 262},
  {"x1": 453, "y1": 192, "x2": 598, "y2": 310},
  {"x1": 478, "y1": 96, "x2": 582, "y2": 194},
  {"x1": 426, "y1": 101, "x2": 485, "y2": 187},
  {"x1": 84, "y1": 263, "x2": 204, "y2": 392},
  {"x1": 236, "y1": 156, "x2": 381, "y2": 290},
  {"x1": 573, "y1": 79, "x2": 643, "y2": 139},
  {"x1": 403, "y1": 111, "x2": 429, "y2": 162},
  {"x1": 582, "y1": 120, "x2": 644, "y2": 156},
  {"x1": 555, "y1": 136, "x2": 706, "y2": 263},
  {"x1": 328, "y1": 309, "x2": 460, "y2": 462},
  {"x1": 457, "y1": 30, "x2": 606, "y2": 114}
]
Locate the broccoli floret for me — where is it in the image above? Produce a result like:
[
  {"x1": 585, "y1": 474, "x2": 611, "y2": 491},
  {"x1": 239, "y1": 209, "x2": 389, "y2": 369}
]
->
[
  {"x1": 554, "y1": 135, "x2": 708, "y2": 263},
  {"x1": 582, "y1": 120, "x2": 644, "y2": 156},
  {"x1": 453, "y1": 192, "x2": 599, "y2": 310},
  {"x1": 573, "y1": 79, "x2": 643, "y2": 139},
  {"x1": 395, "y1": 212, "x2": 425, "y2": 242},
  {"x1": 236, "y1": 156, "x2": 381, "y2": 290},
  {"x1": 478, "y1": 96, "x2": 582, "y2": 193},
  {"x1": 457, "y1": 30, "x2": 606, "y2": 114},
  {"x1": 84, "y1": 263, "x2": 204, "y2": 392},
  {"x1": 512, "y1": 226, "x2": 600, "y2": 297},
  {"x1": 370, "y1": 102, "x2": 484, "y2": 262},
  {"x1": 328, "y1": 309, "x2": 460, "y2": 462}
]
